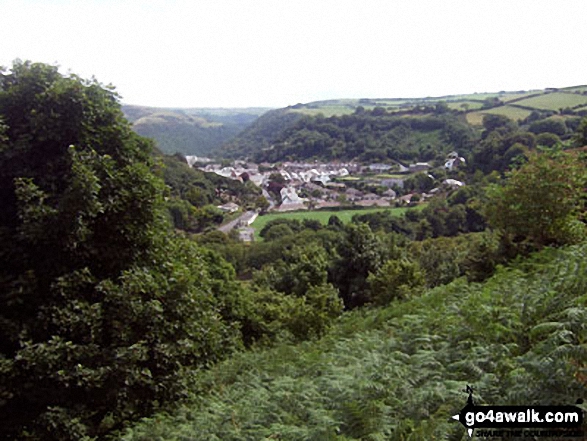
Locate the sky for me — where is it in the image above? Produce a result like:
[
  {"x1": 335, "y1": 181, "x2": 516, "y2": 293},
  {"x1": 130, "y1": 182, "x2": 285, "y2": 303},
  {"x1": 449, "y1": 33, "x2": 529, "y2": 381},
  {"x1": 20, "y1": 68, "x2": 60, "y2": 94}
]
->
[{"x1": 1, "y1": 0, "x2": 586, "y2": 108}]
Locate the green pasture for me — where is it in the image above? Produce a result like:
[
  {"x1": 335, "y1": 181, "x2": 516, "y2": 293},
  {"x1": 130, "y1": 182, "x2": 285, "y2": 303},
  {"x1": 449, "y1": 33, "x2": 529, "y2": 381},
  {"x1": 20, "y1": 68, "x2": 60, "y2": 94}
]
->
[
  {"x1": 499, "y1": 92, "x2": 539, "y2": 102},
  {"x1": 514, "y1": 92, "x2": 587, "y2": 110},
  {"x1": 290, "y1": 101, "x2": 413, "y2": 117},
  {"x1": 466, "y1": 105, "x2": 533, "y2": 125},
  {"x1": 444, "y1": 92, "x2": 502, "y2": 101},
  {"x1": 251, "y1": 205, "x2": 421, "y2": 240},
  {"x1": 290, "y1": 106, "x2": 356, "y2": 117},
  {"x1": 560, "y1": 85, "x2": 587, "y2": 92}
]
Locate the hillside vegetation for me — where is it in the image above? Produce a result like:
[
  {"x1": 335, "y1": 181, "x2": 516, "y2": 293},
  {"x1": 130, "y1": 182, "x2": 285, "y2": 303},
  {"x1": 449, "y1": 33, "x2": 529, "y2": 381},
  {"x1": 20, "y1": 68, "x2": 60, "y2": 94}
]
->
[
  {"x1": 122, "y1": 105, "x2": 270, "y2": 156},
  {"x1": 222, "y1": 86, "x2": 587, "y2": 162},
  {"x1": 119, "y1": 243, "x2": 587, "y2": 440}
]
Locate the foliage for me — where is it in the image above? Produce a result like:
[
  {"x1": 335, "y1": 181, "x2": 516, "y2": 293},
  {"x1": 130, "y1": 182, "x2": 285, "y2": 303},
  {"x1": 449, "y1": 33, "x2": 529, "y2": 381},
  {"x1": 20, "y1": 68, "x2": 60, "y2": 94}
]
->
[
  {"x1": 482, "y1": 114, "x2": 516, "y2": 133},
  {"x1": 367, "y1": 258, "x2": 425, "y2": 305},
  {"x1": 330, "y1": 223, "x2": 389, "y2": 308},
  {"x1": 0, "y1": 61, "x2": 241, "y2": 440},
  {"x1": 574, "y1": 117, "x2": 587, "y2": 147},
  {"x1": 221, "y1": 108, "x2": 305, "y2": 158},
  {"x1": 528, "y1": 117, "x2": 568, "y2": 136},
  {"x1": 408, "y1": 232, "x2": 505, "y2": 287},
  {"x1": 255, "y1": 243, "x2": 330, "y2": 297},
  {"x1": 226, "y1": 108, "x2": 475, "y2": 163},
  {"x1": 535, "y1": 132, "x2": 561, "y2": 147},
  {"x1": 470, "y1": 119, "x2": 537, "y2": 174},
  {"x1": 239, "y1": 283, "x2": 343, "y2": 344},
  {"x1": 118, "y1": 243, "x2": 587, "y2": 441},
  {"x1": 485, "y1": 150, "x2": 587, "y2": 249},
  {"x1": 124, "y1": 106, "x2": 263, "y2": 156},
  {"x1": 159, "y1": 154, "x2": 263, "y2": 231}
]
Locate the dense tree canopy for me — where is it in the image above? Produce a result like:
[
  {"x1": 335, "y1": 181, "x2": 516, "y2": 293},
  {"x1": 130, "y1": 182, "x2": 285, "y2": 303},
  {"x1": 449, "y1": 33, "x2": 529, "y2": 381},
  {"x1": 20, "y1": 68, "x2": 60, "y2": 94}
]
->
[
  {"x1": 485, "y1": 150, "x2": 587, "y2": 249},
  {"x1": 225, "y1": 107, "x2": 476, "y2": 162},
  {"x1": 0, "y1": 61, "x2": 241, "y2": 440}
]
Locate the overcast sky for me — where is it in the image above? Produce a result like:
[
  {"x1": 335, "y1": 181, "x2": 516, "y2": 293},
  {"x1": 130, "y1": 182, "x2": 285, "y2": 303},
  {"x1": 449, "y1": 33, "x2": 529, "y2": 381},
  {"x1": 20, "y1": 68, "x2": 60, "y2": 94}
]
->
[{"x1": 1, "y1": 0, "x2": 586, "y2": 108}]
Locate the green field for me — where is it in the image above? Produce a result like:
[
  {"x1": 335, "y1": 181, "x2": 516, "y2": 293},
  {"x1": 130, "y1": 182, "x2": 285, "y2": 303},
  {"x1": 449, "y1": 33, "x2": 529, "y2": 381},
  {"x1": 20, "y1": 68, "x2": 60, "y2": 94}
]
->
[
  {"x1": 466, "y1": 105, "x2": 533, "y2": 125},
  {"x1": 252, "y1": 206, "x2": 420, "y2": 240},
  {"x1": 560, "y1": 85, "x2": 587, "y2": 92},
  {"x1": 290, "y1": 106, "x2": 356, "y2": 117},
  {"x1": 287, "y1": 88, "x2": 587, "y2": 118},
  {"x1": 290, "y1": 102, "x2": 408, "y2": 117},
  {"x1": 499, "y1": 91, "x2": 540, "y2": 102},
  {"x1": 284, "y1": 88, "x2": 587, "y2": 121},
  {"x1": 442, "y1": 92, "x2": 501, "y2": 101},
  {"x1": 513, "y1": 92, "x2": 587, "y2": 110}
]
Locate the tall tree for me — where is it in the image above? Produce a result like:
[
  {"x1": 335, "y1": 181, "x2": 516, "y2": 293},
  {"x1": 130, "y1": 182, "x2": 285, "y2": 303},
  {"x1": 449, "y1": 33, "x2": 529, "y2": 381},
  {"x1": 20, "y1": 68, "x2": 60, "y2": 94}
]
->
[
  {"x1": 331, "y1": 223, "x2": 388, "y2": 308},
  {"x1": 0, "y1": 61, "x2": 239, "y2": 440},
  {"x1": 484, "y1": 150, "x2": 586, "y2": 250},
  {"x1": 574, "y1": 117, "x2": 587, "y2": 147}
]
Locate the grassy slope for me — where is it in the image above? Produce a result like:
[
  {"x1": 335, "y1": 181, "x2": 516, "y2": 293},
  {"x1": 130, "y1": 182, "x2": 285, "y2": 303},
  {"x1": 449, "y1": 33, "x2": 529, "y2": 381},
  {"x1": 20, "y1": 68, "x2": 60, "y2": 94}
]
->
[
  {"x1": 513, "y1": 92, "x2": 587, "y2": 110},
  {"x1": 286, "y1": 91, "x2": 544, "y2": 118},
  {"x1": 118, "y1": 243, "x2": 587, "y2": 441},
  {"x1": 466, "y1": 91, "x2": 587, "y2": 125},
  {"x1": 466, "y1": 106, "x2": 533, "y2": 125}
]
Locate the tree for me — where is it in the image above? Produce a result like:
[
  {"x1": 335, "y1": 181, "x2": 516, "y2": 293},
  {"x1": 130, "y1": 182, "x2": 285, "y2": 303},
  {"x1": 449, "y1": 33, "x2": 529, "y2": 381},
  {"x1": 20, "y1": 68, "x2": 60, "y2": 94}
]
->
[
  {"x1": 482, "y1": 114, "x2": 516, "y2": 136},
  {"x1": 367, "y1": 258, "x2": 425, "y2": 305},
  {"x1": 485, "y1": 151, "x2": 587, "y2": 249},
  {"x1": 258, "y1": 243, "x2": 330, "y2": 297},
  {"x1": 535, "y1": 132, "x2": 560, "y2": 148},
  {"x1": 331, "y1": 223, "x2": 388, "y2": 308},
  {"x1": 528, "y1": 117, "x2": 567, "y2": 136},
  {"x1": 573, "y1": 117, "x2": 587, "y2": 147},
  {"x1": 327, "y1": 214, "x2": 344, "y2": 230},
  {"x1": 0, "y1": 61, "x2": 240, "y2": 439}
]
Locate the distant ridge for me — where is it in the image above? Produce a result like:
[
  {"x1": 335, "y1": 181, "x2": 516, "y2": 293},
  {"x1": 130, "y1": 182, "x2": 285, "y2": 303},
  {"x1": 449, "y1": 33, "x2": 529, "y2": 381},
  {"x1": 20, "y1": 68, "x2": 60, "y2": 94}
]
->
[{"x1": 122, "y1": 105, "x2": 272, "y2": 156}]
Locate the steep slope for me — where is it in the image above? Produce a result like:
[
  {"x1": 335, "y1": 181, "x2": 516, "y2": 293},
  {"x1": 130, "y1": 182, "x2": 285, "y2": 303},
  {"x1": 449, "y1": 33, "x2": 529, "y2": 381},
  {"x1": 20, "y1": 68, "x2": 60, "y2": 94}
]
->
[
  {"x1": 225, "y1": 107, "x2": 476, "y2": 163},
  {"x1": 119, "y1": 243, "x2": 587, "y2": 440},
  {"x1": 122, "y1": 105, "x2": 270, "y2": 156},
  {"x1": 220, "y1": 108, "x2": 306, "y2": 159}
]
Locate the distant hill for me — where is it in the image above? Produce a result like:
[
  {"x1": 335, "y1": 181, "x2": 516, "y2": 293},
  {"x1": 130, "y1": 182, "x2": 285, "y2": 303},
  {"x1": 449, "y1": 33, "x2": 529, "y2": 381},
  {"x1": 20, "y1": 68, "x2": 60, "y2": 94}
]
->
[
  {"x1": 279, "y1": 86, "x2": 587, "y2": 122},
  {"x1": 221, "y1": 86, "x2": 587, "y2": 162},
  {"x1": 122, "y1": 105, "x2": 271, "y2": 156}
]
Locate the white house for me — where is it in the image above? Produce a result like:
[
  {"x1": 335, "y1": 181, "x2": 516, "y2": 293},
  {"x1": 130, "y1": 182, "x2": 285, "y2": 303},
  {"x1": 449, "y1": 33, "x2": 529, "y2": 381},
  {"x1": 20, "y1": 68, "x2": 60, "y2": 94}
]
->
[
  {"x1": 443, "y1": 179, "x2": 465, "y2": 188},
  {"x1": 280, "y1": 187, "x2": 302, "y2": 205},
  {"x1": 409, "y1": 162, "x2": 431, "y2": 172},
  {"x1": 444, "y1": 156, "x2": 466, "y2": 171}
]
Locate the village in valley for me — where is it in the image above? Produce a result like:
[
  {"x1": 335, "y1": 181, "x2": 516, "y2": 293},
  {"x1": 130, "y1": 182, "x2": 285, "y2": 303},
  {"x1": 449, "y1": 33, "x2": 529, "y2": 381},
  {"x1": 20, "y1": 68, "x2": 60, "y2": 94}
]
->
[{"x1": 186, "y1": 152, "x2": 467, "y2": 240}]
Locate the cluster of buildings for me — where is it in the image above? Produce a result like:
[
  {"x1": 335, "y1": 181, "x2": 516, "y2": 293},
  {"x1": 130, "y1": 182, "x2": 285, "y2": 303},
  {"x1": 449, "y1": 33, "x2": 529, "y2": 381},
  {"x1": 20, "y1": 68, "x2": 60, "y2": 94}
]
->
[{"x1": 192, "y1": 155, "x2": 465, "y2": 215}]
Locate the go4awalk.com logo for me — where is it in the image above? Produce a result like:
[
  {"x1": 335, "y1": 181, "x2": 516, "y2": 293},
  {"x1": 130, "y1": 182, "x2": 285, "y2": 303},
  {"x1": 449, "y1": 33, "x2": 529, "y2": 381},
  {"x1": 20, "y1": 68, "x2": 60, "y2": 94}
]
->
[{"x1": 452, "y1": 386, "x2": 585, "y2": 438}]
